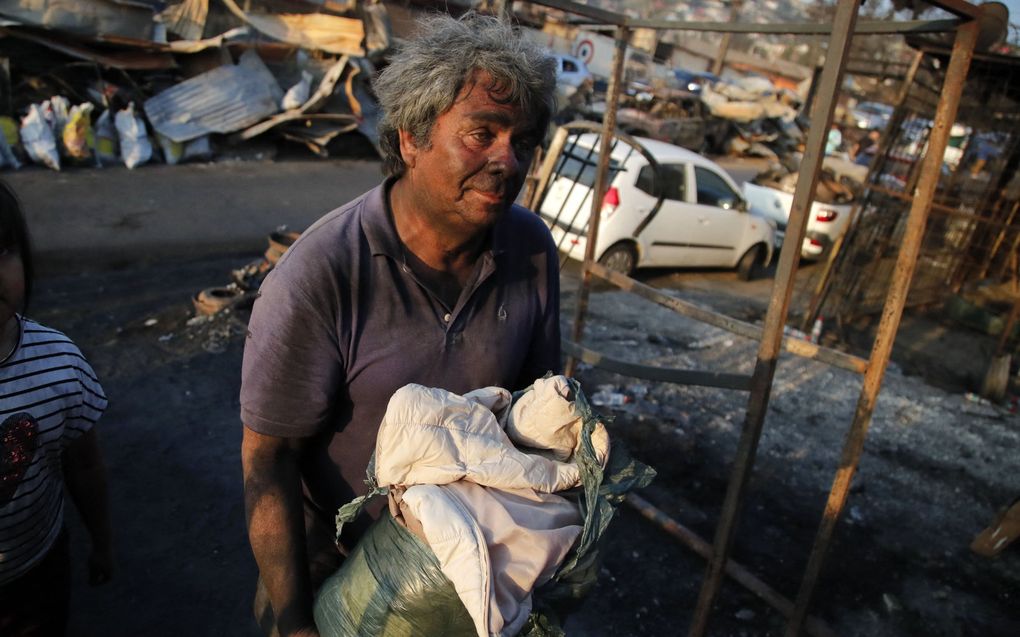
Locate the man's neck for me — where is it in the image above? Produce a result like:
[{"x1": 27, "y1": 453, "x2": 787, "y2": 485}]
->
[{"x1": 389, "y1": 178, "x2": 489, "y2": 285}]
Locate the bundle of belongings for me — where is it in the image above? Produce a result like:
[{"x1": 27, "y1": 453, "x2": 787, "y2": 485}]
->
[{"x1": 315, "y1": 375, "x2": 656, "y2": 636}]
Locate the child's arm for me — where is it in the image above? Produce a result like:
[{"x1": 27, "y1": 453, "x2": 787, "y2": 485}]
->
[{"x1": 64, "y1": 429, "x2": 114, "y2": 585}]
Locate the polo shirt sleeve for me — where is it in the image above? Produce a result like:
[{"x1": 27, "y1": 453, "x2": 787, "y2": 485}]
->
[{"x1": 240, "y1": 254, "x2": 344, "y2": 438}]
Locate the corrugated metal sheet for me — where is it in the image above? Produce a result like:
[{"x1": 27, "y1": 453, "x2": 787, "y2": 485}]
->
[
  {"x1": 144, "y1": 50, "x2": 282, "y2": 143},
  {"x1": 0, "y1": 26, "x2": 176, "y2": 70},
  {"x1": 220, "y1": 0, "x2": 364, "y2": 56},
  {"x1": 0, "y1": 0, "x2": 155, "y2": 40}
]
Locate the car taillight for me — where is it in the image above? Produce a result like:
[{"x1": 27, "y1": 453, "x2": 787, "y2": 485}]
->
[
  {"x1": 816, "y1": 208, "x2": 838, "y2": 222},
  {"x1": 807, "y1": 238, "x2": 823, "y2": 247},
  {"x1": 601, "y1": 186, "x2": 620, "y2": 216}
]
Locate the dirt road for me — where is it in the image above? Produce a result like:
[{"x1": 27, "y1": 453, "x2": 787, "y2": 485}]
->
[{"x1": 17, "y1": 157, "x2": 1020, "y2": 636}]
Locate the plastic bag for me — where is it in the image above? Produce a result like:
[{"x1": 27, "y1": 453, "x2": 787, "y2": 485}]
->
[
  {"x1": 281, "y1": 71, "x2": 312, "y2": 110},
  {"x1": 20, "y1": 104, "x2": 60, "y2": 170},
  {"x1": 156, "y1": 133, "x2": 184, "y2": 165},
  {"x1": 48, "y1": 96, "x2": 70, "y2": 146},
  {"x1": 94, "y1": 110, "x2": 118, "y2": 165},
  {"x1": 0, "y1": 116, "x2": 21, "y2": 170},
  {"x1": 317, "y1": 378, "x2": 656, "y2": 637},
  {"x1": 62, "y1": 103, "x2": 95, "y2": 161},
  {"x1": 314, "y1": 514, "x2": 477, "y2": 637},
  {"x1": 182, "y1": 135, "x2": 212, "y2": 162},
  {"x1": 115, "y1": 103, "x2": 152, "y2": 169}
]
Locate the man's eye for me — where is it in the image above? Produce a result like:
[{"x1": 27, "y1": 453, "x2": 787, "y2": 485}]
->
[{"x1": 471, "y1": 130, "x2": 495, "y2": 143}]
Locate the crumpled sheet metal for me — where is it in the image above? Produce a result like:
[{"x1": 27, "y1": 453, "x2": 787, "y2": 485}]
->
[
  {"x1": 144, "y1": 50, "x2": 283, "y2": 143},
  {"x1": 220, "y1": 0, "x2": 364, "y2": 56},
  {"x1": 0, "y1": 0, "x2": 155, "y2": 40},
  {"x1": 0, "y1": 25, "x2": 176, "y2": 70},
  {"x1": 236, "y1": 56, "x2": 349, "y2": 141},
  {"x1": 160, "y1": 0, "x2": 207, "y2": 41}
]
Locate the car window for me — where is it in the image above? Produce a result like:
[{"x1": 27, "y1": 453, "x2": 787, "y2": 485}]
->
[
  {"x1": 562, "y1": 59, "x2": 578, "y2": 73},
  {"x1": 636, "y1": 164, "x2": 686, "y2": 202},
  {"x1": 554, "y1": 147, "x2": 624, "y2": 189},
  {"x1": 694, "y1": 166, "x2": 739, "y2": 208}
]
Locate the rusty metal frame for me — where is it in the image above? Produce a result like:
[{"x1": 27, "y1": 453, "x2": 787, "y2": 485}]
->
[
  {"x1": 786, "y1": 21, "x2": 979, "y2": 633},
  {"x1": 690, "y1": 2, "x2": 862, "y2": 633},
  {"x1": 521, "y1": 1, "x2": 986, "y2": 635}
]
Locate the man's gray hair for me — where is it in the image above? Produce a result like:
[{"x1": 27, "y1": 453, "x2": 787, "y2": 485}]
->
[{"x1": 373, "y1": 12, "x2": 557, "y2": 177}]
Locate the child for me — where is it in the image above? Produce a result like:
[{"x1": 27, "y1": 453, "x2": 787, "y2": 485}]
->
[{"x1": 0, "y1": 181, "x2": 113, "y2": 636}]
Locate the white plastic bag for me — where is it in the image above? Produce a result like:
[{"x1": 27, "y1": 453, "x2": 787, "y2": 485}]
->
[
  {"x1": 115, "y1": 103, "x2": 152, "y2": 169},
  {"x1": 20, "y1": 104, "x2": 60, "y2": 170},
  {"x1": 94, "y1": 110, "x2": 119, "y2": 165},
  {"x1": 281, "y1": 71, "x2": 312, "y2": 110}
]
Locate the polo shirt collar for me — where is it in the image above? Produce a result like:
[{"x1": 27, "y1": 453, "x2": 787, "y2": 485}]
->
[{"x1": 362, "y1": 177, "x2": 512, "y2": 261}]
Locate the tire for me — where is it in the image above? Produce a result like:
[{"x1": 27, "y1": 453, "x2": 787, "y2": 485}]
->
[
  {"x1": 193, "y1": 286, "x2": 243, "y2": 316},
  {"x1": 598, "y1": 243, "x2": 638, "y2": 276},
  {"x1": 265, "y1": 230, "x2": 301, "y2": 265},
  {"x1": 736, "y1": 244, "x2": 764, "y2": 281}
]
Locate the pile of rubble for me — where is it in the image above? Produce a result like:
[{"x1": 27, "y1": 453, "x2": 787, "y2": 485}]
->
[
  {"x1": 607, "y1": 75, "x2": 807, "y2": 160},
  {"x1": 701, "y1": 76, "x2": 805, "y2": 160},
  {"x1": 0, "y1": 0, "x2": 387, "y2": 171}
]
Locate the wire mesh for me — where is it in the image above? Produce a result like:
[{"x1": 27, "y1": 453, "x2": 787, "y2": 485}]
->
[{"x1": 815, "y1": 48, "x2": 1020, "y2": 327}]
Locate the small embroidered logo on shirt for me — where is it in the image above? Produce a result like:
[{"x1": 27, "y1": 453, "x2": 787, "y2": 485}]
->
[{"x1": 497, "y1": 305, "x2": 507, "y2": 322}]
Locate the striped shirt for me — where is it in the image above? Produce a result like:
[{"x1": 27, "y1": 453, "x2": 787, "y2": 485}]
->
[{"x1": 0, "y1": 317, "x2": 107, "y2": 584}]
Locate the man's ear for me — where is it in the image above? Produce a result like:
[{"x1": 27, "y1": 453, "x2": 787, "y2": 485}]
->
[{"x1": 398, "y1": 129, "x2": 419, "y2": 169}]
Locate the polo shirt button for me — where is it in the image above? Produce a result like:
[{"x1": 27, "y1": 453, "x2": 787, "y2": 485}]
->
[{"x1": 443, "y1": 313, "x2": 451, "y2": 323}]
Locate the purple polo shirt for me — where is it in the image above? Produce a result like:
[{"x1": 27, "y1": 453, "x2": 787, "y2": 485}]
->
[{"x1": 240, "y1": 180, "x2": 561, "y2": 545}]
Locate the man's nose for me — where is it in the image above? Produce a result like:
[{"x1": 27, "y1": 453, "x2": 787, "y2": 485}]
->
[{"x1": 487, "y1": 136, "x2": 520, "y2": 176}]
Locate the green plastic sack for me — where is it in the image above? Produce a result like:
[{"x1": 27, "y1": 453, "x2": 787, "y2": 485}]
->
[
  {"x1": 313, "y1": 514, "x2": 477, "y2": 637},
  {"x1": 314, "y1": 377, "x2": 656, "y2": 637}
]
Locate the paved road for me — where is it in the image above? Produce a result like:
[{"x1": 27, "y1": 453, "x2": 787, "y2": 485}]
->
[
  {"x1": 8, "y1": 158, "x2": 385, "y2": 273},
  {"x1": 8, "y1": 154, "x2": 766, "y2": 274}
]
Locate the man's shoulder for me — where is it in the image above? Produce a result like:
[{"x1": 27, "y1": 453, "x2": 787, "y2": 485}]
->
[{"x1": 504, "y1": 204, "x2": 555, "y2": 244}]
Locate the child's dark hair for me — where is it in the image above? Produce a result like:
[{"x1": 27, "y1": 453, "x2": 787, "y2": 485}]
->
[{"x1": 0, "y1": 180, "x2": 33, "y2": 309}]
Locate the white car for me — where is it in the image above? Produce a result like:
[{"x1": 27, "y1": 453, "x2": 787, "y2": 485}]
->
[
  {"x1": 551, "y1": 53, "x2": 593, "y2": 89},
  {"x1": 537, "y1": 133, "x2": 775, "y2": 279},
  {"x1": 741, "y1": 182, "x2": 852, "y2": 260}
]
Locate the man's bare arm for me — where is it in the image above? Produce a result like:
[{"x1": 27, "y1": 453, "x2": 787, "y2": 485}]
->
[{"x1": 242, "y1": 427, "x2": 319, "y2": 637}]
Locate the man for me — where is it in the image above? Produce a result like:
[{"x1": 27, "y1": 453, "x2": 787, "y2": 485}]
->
[
  {"x1": 239, "y1": 13, "x2": 561, "y2": 637},
  {"x1": 852, "y1": 128, "x2": 881, "y2": 167},
  {"x1": 825, "y1": 123, "x2": 842, "y2": 156}
]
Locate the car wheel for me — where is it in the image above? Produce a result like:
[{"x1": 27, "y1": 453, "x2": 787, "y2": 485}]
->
[
  {"x1": 599, "y1": 243, "x2": 637, "y2": 276},
  {"x1": 736, "y1": 244, "x2": 764, "y2": 281}
]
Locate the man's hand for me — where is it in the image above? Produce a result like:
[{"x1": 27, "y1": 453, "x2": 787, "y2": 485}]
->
[{"x1": 242, "y1": 427, "x2": 317, "y2": 636}]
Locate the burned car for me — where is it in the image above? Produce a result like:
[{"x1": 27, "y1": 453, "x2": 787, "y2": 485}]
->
[{"x1": 614, "y1": 88, "x2": 729, "y2": 155}]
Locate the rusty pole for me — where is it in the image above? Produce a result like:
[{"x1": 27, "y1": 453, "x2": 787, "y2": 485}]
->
[
  {"x1": 801, "y1": 50, "x2": 926, "y2": 333},
  {"x1": 711, "y1": 0, "x2": 742, "y2": 76},
  {"x1": 981, "y1": 200, "x2": 1020, "y2": 279},
  {"x1": 687, "y1": 3, "x2": 861, "y2": 636},
  {"x1": 626, "y1": 495, "x2": 839, "y2": 637},
  {"x1": 785, "y1": 18, "x2": 979, "y2": 637},
  {"x1": 566, "y1": 24, "x2": 628, "y2": 377}
]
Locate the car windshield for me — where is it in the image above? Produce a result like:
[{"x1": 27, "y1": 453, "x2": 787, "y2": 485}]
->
[{"x1": 553, "y1": 145, "x2": 626, "y2": 188}]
